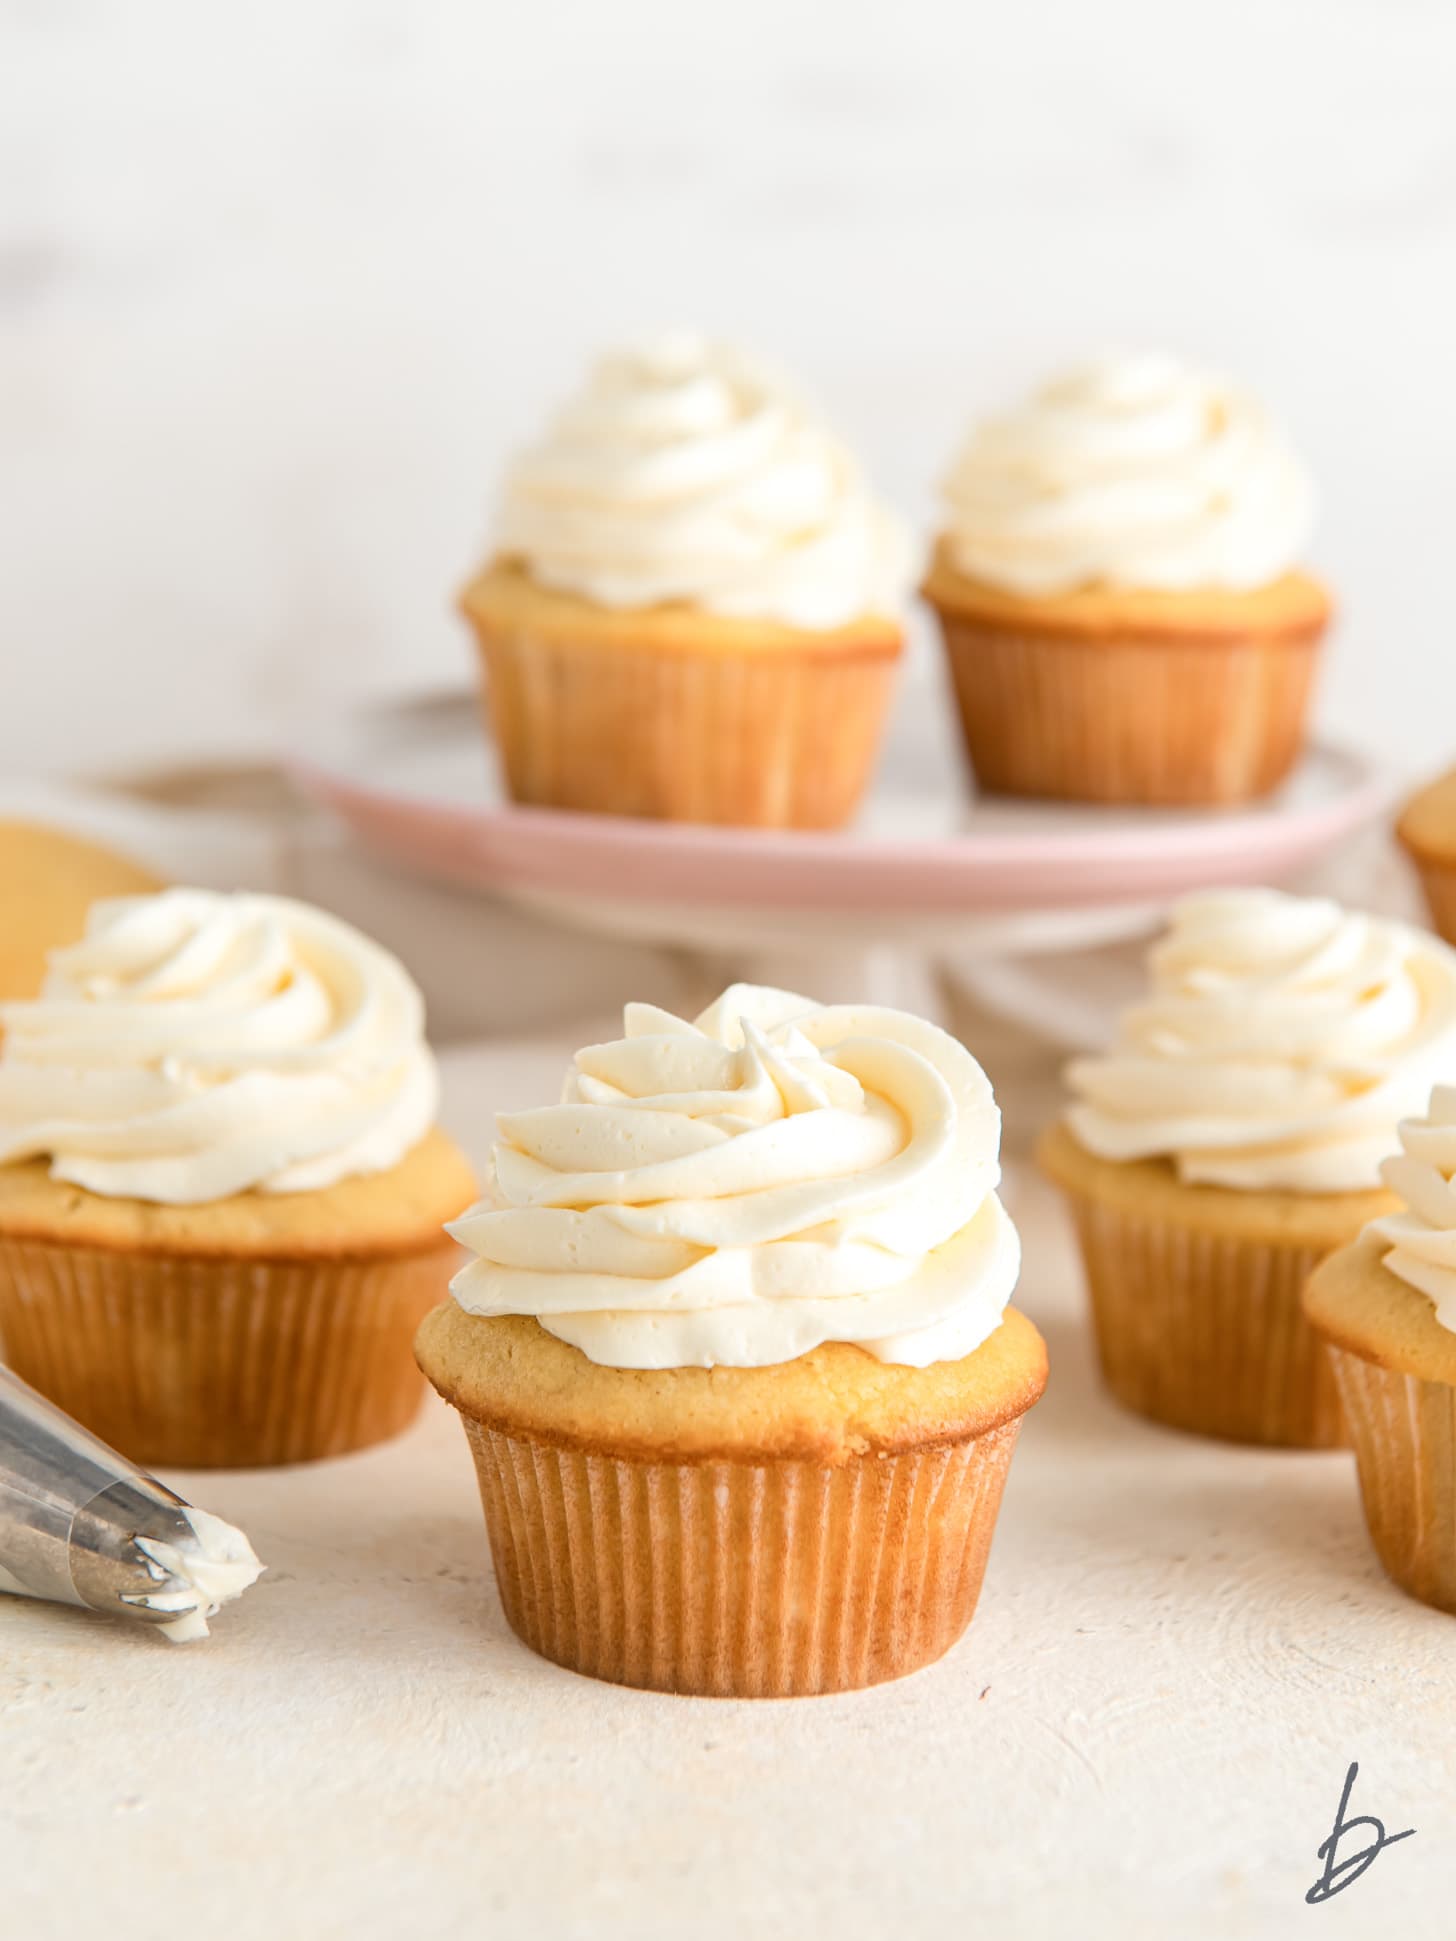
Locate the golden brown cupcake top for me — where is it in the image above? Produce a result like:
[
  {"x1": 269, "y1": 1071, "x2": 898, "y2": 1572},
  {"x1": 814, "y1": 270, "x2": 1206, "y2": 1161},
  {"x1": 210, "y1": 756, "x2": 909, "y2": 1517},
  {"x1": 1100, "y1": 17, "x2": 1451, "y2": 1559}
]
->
[
  {"x1": 1305, "y1": 1235, "x2": 1456, "y2": 1387},
  {"x1": 1038, "y1": 1120, "x2": 1395, "y2": 1249},
  {"x1": 923, "y1": 537, "x2": 1329, "y2": 641},
  {"x1": 415, "y1": 1303, "x2": 1047, "y2": 1463},
  {"x1": 1308, "y1": 1079, "x2": 1456, "y2": 1383},
  {"x1": 465, "y1": 557, "x2": 902, "y2": 659},
  {"x1": 0, "y1": 1125, "x2": 475, "y2": 1261}
]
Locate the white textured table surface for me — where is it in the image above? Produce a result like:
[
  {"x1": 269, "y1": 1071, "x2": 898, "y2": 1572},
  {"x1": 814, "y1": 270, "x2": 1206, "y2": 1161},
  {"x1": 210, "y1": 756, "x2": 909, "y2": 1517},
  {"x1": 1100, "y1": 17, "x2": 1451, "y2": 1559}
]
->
[{"x1": 4, "y1": 1039, "x2": 1454, "y2": 1941}]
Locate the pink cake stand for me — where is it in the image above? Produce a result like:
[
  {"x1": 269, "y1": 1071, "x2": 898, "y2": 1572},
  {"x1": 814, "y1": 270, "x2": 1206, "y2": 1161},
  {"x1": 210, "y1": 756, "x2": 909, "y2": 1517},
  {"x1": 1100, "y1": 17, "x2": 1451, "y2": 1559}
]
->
[{"x1": 290, "y1": 689, "x2": 1394, "y2": 958}]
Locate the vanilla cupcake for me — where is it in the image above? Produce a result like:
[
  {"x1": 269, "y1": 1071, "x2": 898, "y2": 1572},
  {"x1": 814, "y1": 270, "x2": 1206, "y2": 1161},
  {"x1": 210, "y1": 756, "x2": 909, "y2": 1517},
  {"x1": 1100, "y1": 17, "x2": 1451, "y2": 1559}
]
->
[
  {"x1": 1038, "y1": 890, "x2": 1456, "y2": 1446},
  {"x1": 416, "y1": 984, "x2": 1046, "y2": 1696},
  {"x1": 463, "y1": 334, "x2": 911, "y2": 827},
  {"x1": 0, "y1": 889, "x2": 475, "y2": 1468},
  {"x1": 1306, "y1": 1091, "x2": 1456, "y2": 1611},
  {"x1": 925, "y1": 353, "x2": 1330, "y2": 804}
]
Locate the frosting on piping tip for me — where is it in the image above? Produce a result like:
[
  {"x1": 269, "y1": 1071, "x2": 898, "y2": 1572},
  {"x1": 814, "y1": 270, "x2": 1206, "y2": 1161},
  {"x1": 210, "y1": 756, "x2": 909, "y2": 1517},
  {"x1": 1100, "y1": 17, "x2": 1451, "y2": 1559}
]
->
[{"x1": 129, "y1": 1507, "x2": 265, "y2": 1643}]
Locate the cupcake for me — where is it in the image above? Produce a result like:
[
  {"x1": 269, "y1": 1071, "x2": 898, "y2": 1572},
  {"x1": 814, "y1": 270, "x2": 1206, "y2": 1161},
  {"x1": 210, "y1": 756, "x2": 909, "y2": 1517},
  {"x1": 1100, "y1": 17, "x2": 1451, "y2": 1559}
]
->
[
  {"x1": 462, "y1": 333, "x2": 911, "y2": 828},
  {"x1": 0, "y1": 888, "x2": 475, "y2": 1468},
  {"x1": 1038, "y1": 889, "x2": 1456, "y2": 1446},
  {"x1": 0, "y1": 819, "x2": 163, "y2": 1005},
  {"x1": 924, "y1": 352, "x2": 1330, "y2": 805},
  {"x1": 416, "y1": 984, "x2": 1046, "y2": 1696},
  {"x1": 1396, "y1": 769, "x2": 1456, "y2": 944},
  {"x1": 1305, "y1": 1091, "x2": 1456, "y2": 1612}
]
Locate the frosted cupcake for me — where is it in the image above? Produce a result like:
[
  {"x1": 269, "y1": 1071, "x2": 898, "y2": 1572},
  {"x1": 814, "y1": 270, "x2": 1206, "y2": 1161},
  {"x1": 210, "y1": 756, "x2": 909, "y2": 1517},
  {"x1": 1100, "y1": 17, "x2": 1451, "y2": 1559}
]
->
[
  {"x1": 1038, "y1": 890, "x2": 1456, "y2": 1446},
  {"x1": 924, "y1": 353, "x2": 1330, "y2": 804},
  {"x1": 416, "y1": 984, "x2": 1046, "y2": 1696},
  {"x1": 462, "y1": 334, "x2": 911, "y2": 827},
  {"x1": 0, "y1": 889, "x2": 475, "y2": 1468},
  {"x1": 1306, "y1": 1091, "x2": 1456, "y2": 1611}
]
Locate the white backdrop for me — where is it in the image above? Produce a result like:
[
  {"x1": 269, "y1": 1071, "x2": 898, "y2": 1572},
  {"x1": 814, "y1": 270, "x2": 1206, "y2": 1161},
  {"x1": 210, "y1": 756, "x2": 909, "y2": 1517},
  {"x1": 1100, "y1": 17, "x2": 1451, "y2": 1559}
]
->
[{"x1": 4, "y1": 0, "x2": 1454, "y2": 780}]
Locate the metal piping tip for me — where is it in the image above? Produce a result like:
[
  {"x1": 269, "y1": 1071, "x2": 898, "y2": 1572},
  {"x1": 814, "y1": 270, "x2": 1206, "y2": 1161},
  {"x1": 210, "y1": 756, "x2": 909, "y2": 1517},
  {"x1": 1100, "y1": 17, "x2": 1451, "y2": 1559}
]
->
[{"x1": 0, "y1": 1365, "x2": 263, "y2": 1640}]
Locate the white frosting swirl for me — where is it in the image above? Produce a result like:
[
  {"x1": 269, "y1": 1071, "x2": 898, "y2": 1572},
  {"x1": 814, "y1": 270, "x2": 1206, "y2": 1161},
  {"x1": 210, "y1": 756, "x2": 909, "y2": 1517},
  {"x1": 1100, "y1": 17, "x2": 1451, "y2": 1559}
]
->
[
  {"x1": 496, "y1": 333, "x2": 912, "y2": 629},
  {"x1": 940, "y1": 352, "x2": 1314, "y2": 595},
  {"x1": 449, "y1": 984, "x2": 1019, "y2": 1370},
  {"x1": 0, "y1": 889, "x2": 438, "y2": 1204},
  {"x1": 1066, "y1": 891, "x2": 1456, "y2": 1194},
  {"x1": 131, "y1": 1508, "x2": 265, "y2": 1644},
  {"x1": 1371, "y1": 1089, "x2": 1456, "y2": 1332}
]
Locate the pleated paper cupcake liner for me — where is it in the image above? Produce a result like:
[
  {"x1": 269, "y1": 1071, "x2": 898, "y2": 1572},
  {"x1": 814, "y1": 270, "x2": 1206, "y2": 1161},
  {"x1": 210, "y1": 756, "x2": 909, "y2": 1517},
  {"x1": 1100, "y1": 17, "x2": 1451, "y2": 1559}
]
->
[
  {"x1": 930, "y1": 607, "x2": 1321, "y2": 805},
  {"x1": 1325, "y1": 1345, "x2": 1456, "y2": 1613},
  {"x1": 0, "y1": 1235, "x2": 459, "y2": 1469},
  {"x1": 470, "y1": 621, "x2": 899, "y2": 828},
  {"x1": 1058, "y1": 1188, "x2": 1346, "y2": 1447},
  {"x1": 455, "y1": 1412, "x2": 1025, "y2": 1696},
  {"x1": 1404, "y1": 851, "x2": 1456, "y2": 950}
]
